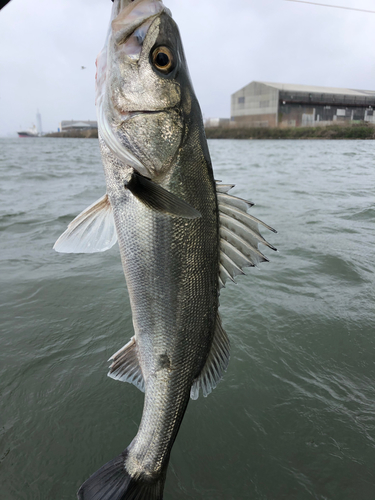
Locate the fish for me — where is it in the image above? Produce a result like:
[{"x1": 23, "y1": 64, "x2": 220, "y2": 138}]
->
[{"x1": 53, "y1": 0, "x2": 276, "y2": 499}]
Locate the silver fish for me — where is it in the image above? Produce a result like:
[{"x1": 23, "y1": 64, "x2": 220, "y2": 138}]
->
[{"x1": 54, "y1": 1, "x2": 276, "y2": 499}]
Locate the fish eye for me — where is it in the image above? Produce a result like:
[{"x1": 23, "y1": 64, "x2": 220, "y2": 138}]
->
[{"x1": 151, "y1": 46, "x2": 174, "y2": 74}]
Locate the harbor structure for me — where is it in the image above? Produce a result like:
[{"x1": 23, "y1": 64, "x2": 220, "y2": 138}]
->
[
  {"x1": 60, "y1": 120, "x2": 97, "y2": 132},
  {"x1": 231, "y1": 82, "x2": 375, "y2": 128},
  {"x1": 36, "y1": 110, "x2": 43, "y2": 135}
]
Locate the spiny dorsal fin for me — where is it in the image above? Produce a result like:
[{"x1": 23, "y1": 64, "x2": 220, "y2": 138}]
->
[
  {"x1": 190, "y1": 314, "x2": 230, "y2": 400},
  {"x1": 217, "y1": 181, "x2": 276, "y2": 287},
  {"x1": 215, "y1": 183, "x2": 235, "y2": 194},
  {"x1": 53, "y1": 194, "x2": 117, "y2": 253},
  {"x1": 108, "y1": 337, "x2": 145, "y2": 392}
]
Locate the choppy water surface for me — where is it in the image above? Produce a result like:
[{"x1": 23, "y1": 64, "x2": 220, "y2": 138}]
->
[{"x1": 1, "y1": 137, "x2": 374, "y2": 500}]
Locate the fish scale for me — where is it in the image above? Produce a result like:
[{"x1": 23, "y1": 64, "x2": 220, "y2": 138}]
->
[{"x1": 99, "y1": 131, "x2": 219, "y2": 481}]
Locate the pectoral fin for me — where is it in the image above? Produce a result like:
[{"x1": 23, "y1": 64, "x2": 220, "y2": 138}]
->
[
  {"x1": 53, "y1": 194, "x2": 117, "y2": 253},
  {"x1": 125, "y1": 172, "x2": 201, "y2": 219}
]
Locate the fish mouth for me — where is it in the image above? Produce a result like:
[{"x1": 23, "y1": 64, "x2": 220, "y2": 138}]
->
[
  {"x1": 113, "y1": 0, "x2": 171, "y2": 63},
  {"x1": 112, "y1": 0, "x2": 168, "y2": 46}
]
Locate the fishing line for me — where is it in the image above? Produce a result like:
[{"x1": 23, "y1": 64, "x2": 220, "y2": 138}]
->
[{"x1": 284, "y1": 0, "x2": 375, "y2": 14}]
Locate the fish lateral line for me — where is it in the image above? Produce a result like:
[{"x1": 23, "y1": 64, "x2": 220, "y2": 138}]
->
[{"x1": 124, "y1": 171, "x2": 201, "y2": 219}]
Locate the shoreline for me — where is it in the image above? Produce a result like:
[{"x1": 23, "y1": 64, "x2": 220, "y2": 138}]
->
[
  {"x1": 44, "y1": 123, "x2": 375, "y2": 140},
  {"x1": 205, "y1": 123, "x2": 375, "y2": 140},
  {"x1": 44, "y1": 129, "x2": 98, "y2": 139}
]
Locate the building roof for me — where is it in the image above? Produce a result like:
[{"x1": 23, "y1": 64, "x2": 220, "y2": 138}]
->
[
  {"x1": 61, "y1": 120, "x2": 97, "y2": 129},
  {"x1": 253, "y1": 81, "x2": 375, "y2": 97}
]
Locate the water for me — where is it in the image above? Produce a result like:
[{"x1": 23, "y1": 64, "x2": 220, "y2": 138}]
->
[{"x1": 1, "y1": 137, "x2": 374, "y2": 500}]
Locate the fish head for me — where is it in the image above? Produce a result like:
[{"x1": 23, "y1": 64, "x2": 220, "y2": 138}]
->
[{"x1": 97, "y1": 0, "x2": 198, "y2": 179}]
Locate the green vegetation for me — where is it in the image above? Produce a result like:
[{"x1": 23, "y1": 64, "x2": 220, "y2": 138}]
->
[
  {"x1": 45, "y1": 129, "x2": 98, "y2": 138},
  {"x1": 45, "y1": 123, "x2": 375, "y2": 140},
  {"x1": 205, "y1": 123, "x2": 375, "y2": 140}
]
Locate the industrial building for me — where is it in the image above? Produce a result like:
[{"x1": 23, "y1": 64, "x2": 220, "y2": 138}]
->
[
  {"x1": 231, "y1": 82, "x2": 375, "y2": 128},
  {"x1": 60, "y1": 120, "x2": 97, "y2": 132}
]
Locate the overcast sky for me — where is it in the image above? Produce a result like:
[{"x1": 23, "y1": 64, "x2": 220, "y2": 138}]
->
[{"x1": 0, "y1": 0, "x2": 374, "y2": 136}]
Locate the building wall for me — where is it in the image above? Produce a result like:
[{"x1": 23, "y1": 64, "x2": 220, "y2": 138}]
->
[
  {"x1": 364, "y1": 109, "x2": 375, "y2": 123},
  {"x1": 231, "y1": 82, "x2": 278, "y2": 127},
  {"x1": 278, "y1": 103, "x2": 374, "y2": 127},
  {"x1": 278, "y1": 89, "x2": 375, "y2": 127},
  {"x1": 205, "y1": 118, "x2": 230, "y2": 128},
  {"x1": 231, "y1": 82, "x2": 375, "y2": 128}
]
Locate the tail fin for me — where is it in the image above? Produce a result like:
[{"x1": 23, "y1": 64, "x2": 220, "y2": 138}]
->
[{"x1": 77, "y1": 449, "x2": 165, "y2": 500}]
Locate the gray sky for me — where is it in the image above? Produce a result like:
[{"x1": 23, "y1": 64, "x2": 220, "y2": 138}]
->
[{"x1": 0, "y1": 0, "x2": 374, "y2": 136}]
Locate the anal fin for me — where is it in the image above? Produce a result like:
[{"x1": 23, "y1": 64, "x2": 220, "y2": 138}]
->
[
  {"x1": 108, "y1": 337, "x2": 145, "y2": 392},
  {"x1": 190, "y1": 315, "x2": 230, "y2": 400}
]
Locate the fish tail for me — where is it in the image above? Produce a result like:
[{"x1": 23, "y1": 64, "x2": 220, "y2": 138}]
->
[{"x1": 77, "y1": 449, "x2": 165, "y2": 500}]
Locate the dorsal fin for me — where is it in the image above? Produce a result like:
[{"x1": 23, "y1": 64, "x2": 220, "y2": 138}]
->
[{"x1": 217, "y1": 181, "x2": 276, "y2": 287}]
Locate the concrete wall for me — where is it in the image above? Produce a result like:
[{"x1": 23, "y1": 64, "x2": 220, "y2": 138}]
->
[
  {"x1": 365, "y1": 109, "x2": 375, "y2": 124},
  {"x1": 205, "y1": 118, "x2": 230, "y2": 128},
  {"x1": 231, "y1": 82, "x2": 278, "y2": 127}
]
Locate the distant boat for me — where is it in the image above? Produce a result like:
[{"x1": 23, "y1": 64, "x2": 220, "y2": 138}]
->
[{"x1": 17, "y1": 124, "x2": 38, "y2": 138}]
